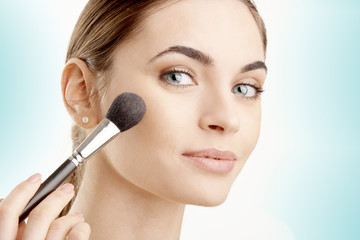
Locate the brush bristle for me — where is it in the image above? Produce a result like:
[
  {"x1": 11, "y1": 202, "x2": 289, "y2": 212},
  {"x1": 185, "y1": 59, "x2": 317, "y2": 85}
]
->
[{"x1": 106, "y1": 92, "x2": 146, "y2": 132}]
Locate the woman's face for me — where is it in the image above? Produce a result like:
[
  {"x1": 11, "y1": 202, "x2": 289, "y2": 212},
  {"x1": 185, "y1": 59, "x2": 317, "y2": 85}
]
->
[{"x1": 98, "y1": 0, "x2": 266, "y2": 206}]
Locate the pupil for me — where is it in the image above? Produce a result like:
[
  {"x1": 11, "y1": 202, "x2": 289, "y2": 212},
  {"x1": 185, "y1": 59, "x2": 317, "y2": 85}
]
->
[
  {"x1": 170, "y1": 72, "x2": 181, "y2": 82},
  {"x1": 238, "y1": 86, "x2": 247, "y2": 94}
]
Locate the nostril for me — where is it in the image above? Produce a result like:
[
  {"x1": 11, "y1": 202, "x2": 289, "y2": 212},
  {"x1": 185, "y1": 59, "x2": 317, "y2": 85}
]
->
[{"x1": 208, "y1": 125, "x2": 224, "y2": 131}]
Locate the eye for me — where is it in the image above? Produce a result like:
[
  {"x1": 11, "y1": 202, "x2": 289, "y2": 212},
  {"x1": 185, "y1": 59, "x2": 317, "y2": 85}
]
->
[
  {"x1": 232, "y1": 83, "x2": 263, "y2": 99},
  {"x1": 160, "y1": 68, "x2": 196, "y2": 87}
]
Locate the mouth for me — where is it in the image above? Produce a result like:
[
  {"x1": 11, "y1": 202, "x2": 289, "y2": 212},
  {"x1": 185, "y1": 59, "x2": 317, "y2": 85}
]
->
[{"x1": 182, "y1": 148, "x2": 236, "y2": 173}]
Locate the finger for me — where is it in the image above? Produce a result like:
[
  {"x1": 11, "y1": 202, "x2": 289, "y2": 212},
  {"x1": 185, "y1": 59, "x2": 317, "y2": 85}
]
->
[
  {"x1": 15, "y1": 221, "x2": 26, "y2": 240},
  {"x1": 21, "y1": 183, "x2": 75, "y2": 240},
  {"x1": 45, "y1": 214, "x2": 84, "y2": 240},
  {"x1": 67, "y1": 221, "x2": 91, "y2": 240},
  {"x1": 0, "y1": 173, "x2": 42, "y2": 240}
]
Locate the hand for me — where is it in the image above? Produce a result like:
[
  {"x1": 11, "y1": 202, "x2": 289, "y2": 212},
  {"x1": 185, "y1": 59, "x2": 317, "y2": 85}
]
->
[{"x1": 0, "y1": 173, "x2": 91, "y2": 240}]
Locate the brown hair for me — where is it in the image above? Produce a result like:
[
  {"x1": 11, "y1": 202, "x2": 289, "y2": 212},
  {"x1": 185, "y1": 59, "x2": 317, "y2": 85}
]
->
[{"x1": 60, "y1": 0, "x2": 267, "y2": 216}]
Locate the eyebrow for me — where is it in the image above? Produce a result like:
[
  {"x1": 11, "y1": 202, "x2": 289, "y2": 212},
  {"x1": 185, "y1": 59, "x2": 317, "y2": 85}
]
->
[
  {"x1": 241, "y1": 60, "x2": 267, "y2": 73},
  {"x1": 148, "y1": 45, "x2": 267, "y2": 73},
  {"x1": 148, "y1": 45, "x2": 214, "y2": 65}
]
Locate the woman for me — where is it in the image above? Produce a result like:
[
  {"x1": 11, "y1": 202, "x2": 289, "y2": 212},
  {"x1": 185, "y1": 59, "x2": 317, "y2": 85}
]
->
[{"x1": 0, "y1": 0, "x2": 267, "y2": 239}]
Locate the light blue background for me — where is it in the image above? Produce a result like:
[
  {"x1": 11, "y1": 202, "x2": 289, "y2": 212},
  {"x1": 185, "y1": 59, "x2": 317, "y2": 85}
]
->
[
  {"x1": 0, "y1": 0, "x2": 359, "y2": 239},
  {"x1": 0, "y1": 1, "x2": 74, "y2": 184},
  {"x1": 259, "y1": 1, "x2": 360, "y2": 239}
]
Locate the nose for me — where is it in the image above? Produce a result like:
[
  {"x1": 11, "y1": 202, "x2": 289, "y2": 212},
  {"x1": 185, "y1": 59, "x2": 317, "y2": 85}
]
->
[{"x1": 198, "y1": 93, "x2": 240, "y2": 134}]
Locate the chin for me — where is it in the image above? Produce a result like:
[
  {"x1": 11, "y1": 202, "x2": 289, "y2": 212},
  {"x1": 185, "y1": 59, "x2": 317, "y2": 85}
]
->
[
  {"x1": 191, "y1": 195, "x2": 229, "y2": 207},
  {"x1": 183, "y1": 187, "x2": 231, "y2": 207}
]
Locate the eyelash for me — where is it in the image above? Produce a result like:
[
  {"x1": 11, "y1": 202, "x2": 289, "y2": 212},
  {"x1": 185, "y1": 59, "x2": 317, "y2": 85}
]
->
[{"x1": 159, "y1": 68, "x2": 264, "y2": 100}]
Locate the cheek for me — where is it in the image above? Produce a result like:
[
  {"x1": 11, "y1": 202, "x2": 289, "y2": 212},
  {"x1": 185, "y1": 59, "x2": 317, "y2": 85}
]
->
[
  {"x1": 101, "y1": 88, "x2": 196, "y2": 184},
  {"x1": 238, "y1": 104, "x2": 261, "y2": 160},
  {"x1": 146, "y1": 95, "x2": 197, "y2": 144}
]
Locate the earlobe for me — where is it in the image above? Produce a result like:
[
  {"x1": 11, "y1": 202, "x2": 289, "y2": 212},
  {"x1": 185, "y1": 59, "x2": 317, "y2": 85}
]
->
[{"x1": 61, "y1": 58, "x2": 100, "y2": 128}]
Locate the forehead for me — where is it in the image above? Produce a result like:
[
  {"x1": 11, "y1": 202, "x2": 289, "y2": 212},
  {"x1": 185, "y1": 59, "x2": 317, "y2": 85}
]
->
[{"x1": 135, "y1": 0, "x2": 265, "y2": 60}]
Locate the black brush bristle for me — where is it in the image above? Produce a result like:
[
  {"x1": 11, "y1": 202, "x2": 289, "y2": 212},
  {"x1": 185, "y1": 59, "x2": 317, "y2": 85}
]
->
[{"x1": 106, "y1": 92, "x2": 146, "y2": 132}]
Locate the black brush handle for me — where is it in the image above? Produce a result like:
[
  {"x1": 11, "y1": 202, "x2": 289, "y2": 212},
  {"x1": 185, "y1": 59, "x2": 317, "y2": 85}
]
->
[{"x1": 19, "y1": 159, "x2": 77, "y2": 223}]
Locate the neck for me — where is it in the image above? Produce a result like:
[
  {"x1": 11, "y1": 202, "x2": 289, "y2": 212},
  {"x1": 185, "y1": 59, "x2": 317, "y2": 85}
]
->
[{"x1": 68, "y1": 153, "x2": 186, "y2": 240}]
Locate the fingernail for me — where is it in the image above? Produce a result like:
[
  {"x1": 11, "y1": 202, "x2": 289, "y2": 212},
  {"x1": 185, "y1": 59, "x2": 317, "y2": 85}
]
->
[
  {"x1": 60, "y1": 183, "x2": 74, "y2": 193},
  {"x1": 26, "y1": 173, "x2": 41, "y2": 184}
]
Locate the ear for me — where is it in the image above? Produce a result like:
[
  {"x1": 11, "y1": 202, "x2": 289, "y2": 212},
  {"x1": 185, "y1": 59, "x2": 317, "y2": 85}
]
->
[{"x1": 61, "y1": 58, "x2": 101, "y2": 129}]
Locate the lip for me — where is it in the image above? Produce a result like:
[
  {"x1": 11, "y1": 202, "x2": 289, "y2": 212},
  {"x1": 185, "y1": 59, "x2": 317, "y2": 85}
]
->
[{"x1": 182, "y1": 148, "x2": 236, "y2": 173}]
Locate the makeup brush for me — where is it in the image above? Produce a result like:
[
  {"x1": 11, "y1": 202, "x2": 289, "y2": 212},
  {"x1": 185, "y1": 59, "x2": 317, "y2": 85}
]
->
[{"x1": 19, "y1": 92, "x2": 146, "y2": 223}]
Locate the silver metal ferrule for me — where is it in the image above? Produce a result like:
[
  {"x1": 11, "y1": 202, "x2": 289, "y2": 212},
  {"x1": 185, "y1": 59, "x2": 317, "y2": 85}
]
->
[
  {"x1": 73, "y1": 118, "x2": 120, "y2": 161},
  {"x1": 69, "y1": 152, "x2": 84, "y2": 166}
]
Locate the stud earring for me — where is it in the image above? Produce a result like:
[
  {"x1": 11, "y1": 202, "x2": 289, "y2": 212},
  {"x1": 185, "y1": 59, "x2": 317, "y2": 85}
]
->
[{"x1": 82, "y1": 116, "x2": 89, "y2": 124}]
